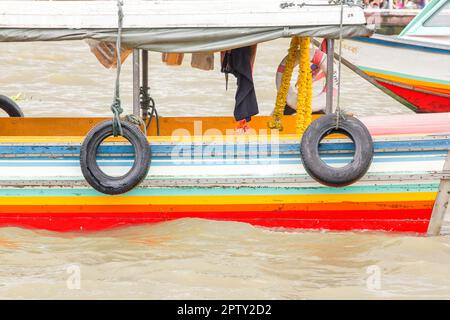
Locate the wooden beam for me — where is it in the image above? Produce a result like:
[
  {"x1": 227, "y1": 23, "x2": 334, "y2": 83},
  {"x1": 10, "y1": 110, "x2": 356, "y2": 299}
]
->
[
  {"x1": 0, "y1": 116, "x2": 309, "y2": 137},
  {"x1": 1, "y1": 113, "x2": 450, "y2": 137},
  {"x1": 427, "y1": 151, "x2": 450, "y2": 236}
]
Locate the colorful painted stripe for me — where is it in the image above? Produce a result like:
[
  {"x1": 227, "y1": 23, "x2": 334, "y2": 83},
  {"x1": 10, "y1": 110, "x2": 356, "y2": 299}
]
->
[
  {"x1": 0, "y1": 184, "x2": 437, "y2": 233},
  {"x1": 361, "y1": 67, "x2": 450, "y2": 95},
  {"x1": 377, "y1": 79, "x2": 450, "y2": 113}
]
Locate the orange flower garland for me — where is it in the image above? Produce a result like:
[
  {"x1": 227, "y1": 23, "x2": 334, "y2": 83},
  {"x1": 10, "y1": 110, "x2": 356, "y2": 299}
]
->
[
  {"x1": 296, "y1": 37, "x2": 313, "y2": 135},
  {"x1": 268, "y1": 36, "x2": 299, "y2": 131},
  {"x1": 269, "y1": 36, "x2": 313, "y2": 134}
]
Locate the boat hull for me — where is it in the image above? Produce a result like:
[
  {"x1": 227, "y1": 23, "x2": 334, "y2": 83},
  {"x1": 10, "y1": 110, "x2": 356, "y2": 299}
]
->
[
  {"x1": 0, "y1": 115, "x2": 449, "y2": 235},
  {"x1": 377, "y1": 79, "x2": 450, "y2": 113},
  {"x1": 343, "y1": 35, "x2": 450, "y2": 113}
]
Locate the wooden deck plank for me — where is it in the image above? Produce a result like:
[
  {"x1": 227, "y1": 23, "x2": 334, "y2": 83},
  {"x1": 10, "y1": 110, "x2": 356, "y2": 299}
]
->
[{"x1": 0, "y1": 113, "x2": 449, "y2": 137}]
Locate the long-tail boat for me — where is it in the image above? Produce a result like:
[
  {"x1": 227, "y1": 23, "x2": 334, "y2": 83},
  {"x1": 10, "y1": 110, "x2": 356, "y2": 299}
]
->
[{"x1": 0, "y1": 0, "x2": 449, "y2": 235}]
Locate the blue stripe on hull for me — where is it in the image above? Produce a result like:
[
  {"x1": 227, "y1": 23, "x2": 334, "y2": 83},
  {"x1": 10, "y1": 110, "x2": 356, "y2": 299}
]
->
[
  {"x1": 0, "y1": 139, "x2": 449, "y2": 156},
  {"x1": 352, "y1": 36, "x2": 450, "y2": 55}
]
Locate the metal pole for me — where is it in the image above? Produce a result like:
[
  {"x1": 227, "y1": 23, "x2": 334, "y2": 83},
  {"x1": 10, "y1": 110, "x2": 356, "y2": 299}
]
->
[
  {"x1": 141, "y1": 50, "x2": 149, "y2": 120},
  {"x1": 132, "y1": 49, "x2": 140, "y2": 116},
  {"x1": 325, "y1": 39, "x2": 335, "y2": 114}
]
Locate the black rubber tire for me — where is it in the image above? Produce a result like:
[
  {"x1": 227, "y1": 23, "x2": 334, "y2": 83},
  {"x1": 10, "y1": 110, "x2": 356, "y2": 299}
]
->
[
  {"x1": 0, "y1": 95, "x2": 24, "y2": 117},
  {"x1": 80, "y1": 120, "x2": 151, "y2": 195},
  {"x1": 300, "y1": 114, "x2": 374, "y2": 187}
]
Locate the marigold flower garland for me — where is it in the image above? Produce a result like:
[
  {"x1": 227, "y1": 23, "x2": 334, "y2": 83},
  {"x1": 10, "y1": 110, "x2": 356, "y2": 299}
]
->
[
  {"x1": 268, "y1": 36, "x2": 299, "y2": 131},
  {"x1": 268, "y1": 36, "x2": 313, "y2": 134},
  {"x1": 296, "y1": 37, "x2": 313, "y2": 135}
]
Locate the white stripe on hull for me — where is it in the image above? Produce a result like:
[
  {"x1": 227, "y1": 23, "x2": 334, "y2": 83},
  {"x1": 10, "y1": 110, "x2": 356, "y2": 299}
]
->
[{"x1": 0, "y1": 159, "x2": 445, "y2": 180}]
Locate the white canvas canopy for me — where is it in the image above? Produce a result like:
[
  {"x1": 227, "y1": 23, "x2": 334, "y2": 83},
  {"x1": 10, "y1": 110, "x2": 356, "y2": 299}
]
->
[{"x1": 0, "y1": 0, "x2": 372, "y2": 52}]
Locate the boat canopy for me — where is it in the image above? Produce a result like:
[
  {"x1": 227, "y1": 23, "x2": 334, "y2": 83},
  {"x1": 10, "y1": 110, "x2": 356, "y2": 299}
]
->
[
  {"x1": 0, "y1": 0, "x2": 372, "y2": 52},
  {"x1": 400, "y1": 0, "x2": 450, "y2": 46}
]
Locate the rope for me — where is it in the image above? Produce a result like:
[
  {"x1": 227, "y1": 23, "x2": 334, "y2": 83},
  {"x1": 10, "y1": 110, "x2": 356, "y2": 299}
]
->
[
  {"x1": 335, "y1": 0, "x2": 345, "y2": 129},
  {"x1": 141, "y1": 88, "x2": 160, "y2": 136},
  {"x1": 124, "y1": 114, "x2": 147, "y2": 136},
  {"x1": 146, "y1": 97, "x2": 161, "y2": 136},
  {"x1": 111, "y1": 0, "x2": 124, "y2": 137}
]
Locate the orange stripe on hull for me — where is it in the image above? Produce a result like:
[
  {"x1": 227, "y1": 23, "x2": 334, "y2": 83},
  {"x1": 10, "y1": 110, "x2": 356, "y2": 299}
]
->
[{"x1": 0, "y1": 201, "x2": 434, "y2": 214}]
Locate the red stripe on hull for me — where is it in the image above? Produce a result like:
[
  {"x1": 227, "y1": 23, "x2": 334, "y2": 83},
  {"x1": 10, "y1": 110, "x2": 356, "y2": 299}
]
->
[
  {"x1": 377, "y1": 80, "x2": 450, "y2": 113},
  {"x1": 0, "y1": 208, "x2": 433, "y2": 234}
]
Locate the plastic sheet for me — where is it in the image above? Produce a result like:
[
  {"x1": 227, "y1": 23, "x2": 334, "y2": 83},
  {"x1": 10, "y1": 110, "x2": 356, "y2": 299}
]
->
[{"x1": 0, "y1": 25, "x2": 373, "y2": 53}]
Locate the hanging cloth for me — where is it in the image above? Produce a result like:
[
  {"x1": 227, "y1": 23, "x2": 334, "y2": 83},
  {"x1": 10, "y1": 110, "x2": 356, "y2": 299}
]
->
[
  {"x1": 191, "y1": 52, "x2": 215, "y2": 71},
  {"x1": 162, "y1": 53, "x2": 184, "y2": 66},
  {"x1": 221, "y1": 46, "x2": 259, "y2": 122},
  {"x1": 85, "y1": 39, "x2": 132, "y2": 69}
]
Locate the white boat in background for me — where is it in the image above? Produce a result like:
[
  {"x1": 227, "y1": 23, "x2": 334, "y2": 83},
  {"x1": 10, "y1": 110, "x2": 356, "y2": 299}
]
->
[{"x1": 343, "y1": 0, "x2": 450, "y2": 113}]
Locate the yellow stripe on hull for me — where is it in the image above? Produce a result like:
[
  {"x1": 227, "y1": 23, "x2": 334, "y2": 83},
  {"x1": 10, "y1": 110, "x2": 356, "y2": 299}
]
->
[{"x1": 0, "y1": 192, "x2": 438, "y2": 206}]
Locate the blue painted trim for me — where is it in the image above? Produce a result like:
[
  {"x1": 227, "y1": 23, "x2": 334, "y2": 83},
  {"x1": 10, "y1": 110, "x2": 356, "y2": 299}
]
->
[
  {"x1": 352, "y1": 36, "x2": 450, "y2": 55},
  {"x1": 0, "y1": 139, "x2": 449, "y2": 156}
]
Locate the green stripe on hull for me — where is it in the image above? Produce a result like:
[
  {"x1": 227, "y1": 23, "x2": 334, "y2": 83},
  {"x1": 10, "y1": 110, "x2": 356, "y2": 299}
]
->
[
  {"x1": 0, "y1": 184, "x2": 440, "y2": 197},
  {"x1": 359, "y1": 66, "x2": 450, "y2": 86}
]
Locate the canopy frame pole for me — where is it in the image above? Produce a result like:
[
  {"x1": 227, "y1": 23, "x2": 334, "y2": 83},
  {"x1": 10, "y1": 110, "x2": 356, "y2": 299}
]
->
[
  {"x1": 325, "y1": 38, "x2": 334, "y2": 114},
  {"x1": 139, "y1": 50, "x2": 160, "y2": 135},
  {"x1": 132, "y1": 49, "x2": 141, "y2": 116},
  {"x1": 141, "y1": 50, "x2": 149, "y2": 120}
]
